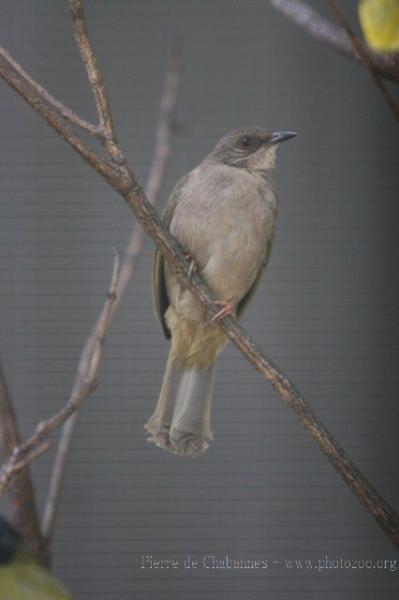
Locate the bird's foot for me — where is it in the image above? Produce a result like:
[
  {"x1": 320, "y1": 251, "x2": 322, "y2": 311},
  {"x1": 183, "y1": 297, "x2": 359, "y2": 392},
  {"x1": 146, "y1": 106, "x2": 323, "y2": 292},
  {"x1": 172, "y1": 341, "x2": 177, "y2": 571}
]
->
[
  {"x1": 184, "y1": 252, "x2": 198, "y2": 279},
  {"x1": 207, "y1": 299, "x2": 235, "y2": 324}
]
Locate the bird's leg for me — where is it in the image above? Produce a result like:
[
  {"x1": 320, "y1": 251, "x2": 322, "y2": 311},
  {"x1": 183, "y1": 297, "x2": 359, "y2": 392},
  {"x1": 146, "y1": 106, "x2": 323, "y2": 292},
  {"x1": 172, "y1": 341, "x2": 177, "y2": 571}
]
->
[
  {"x1": 184, "y1": 252, "x2": 198, "y2": 279},
  {"x1": 207, "y1": 299, "x2": 235, "y2": 324}
]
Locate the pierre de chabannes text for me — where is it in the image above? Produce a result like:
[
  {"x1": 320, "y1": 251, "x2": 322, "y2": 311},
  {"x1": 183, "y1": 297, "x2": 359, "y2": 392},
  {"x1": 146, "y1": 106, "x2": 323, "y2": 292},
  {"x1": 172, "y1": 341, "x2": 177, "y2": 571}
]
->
[{"x1": 140, "y1": 554, "x2": 397, "y2": 573}]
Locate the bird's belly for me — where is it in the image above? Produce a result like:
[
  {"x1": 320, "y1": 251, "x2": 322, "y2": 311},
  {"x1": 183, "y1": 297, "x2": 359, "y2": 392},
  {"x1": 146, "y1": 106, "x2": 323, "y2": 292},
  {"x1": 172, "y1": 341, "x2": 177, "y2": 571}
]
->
[
  {"x1": 203, "y1": 222, "x2": 270, "y2": 303},
  {"x1": 168, "y1": 188, "x2": 276, "y2": 320},
  {"x1": 167, "y1": 210, "x2": 274, "y2": 319}
]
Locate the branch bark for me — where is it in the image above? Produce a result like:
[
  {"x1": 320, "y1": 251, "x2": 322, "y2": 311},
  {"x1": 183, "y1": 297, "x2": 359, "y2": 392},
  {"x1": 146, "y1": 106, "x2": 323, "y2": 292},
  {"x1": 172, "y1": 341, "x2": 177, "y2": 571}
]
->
[
  {"x1": 40, "y1": 250, "x2": 120, "y2": 545},
  {"x1": 69, "y1": 0, "x2": 125, "y2": 163},
  {"x1": 327, "y1": 0, "x2": 399, "y2": 121},
  {"x1": 0, "y1": 46, "x2": 101, "y2": 139},
  {"x1": 0, "y1": 362, "x2": 48, "y2": 564},
  {"x1": 0, "y1": 252, "x2": 121, "y2": 495},
  {"x1": 42, "y1": 46, "x2": 181, "y2": 547},
  {"x1": 0, "y1": 0, "x2": 398, "y2": 549},
  {"x1": 269, "y1": 0, "x2": 399, "y2": 84}
]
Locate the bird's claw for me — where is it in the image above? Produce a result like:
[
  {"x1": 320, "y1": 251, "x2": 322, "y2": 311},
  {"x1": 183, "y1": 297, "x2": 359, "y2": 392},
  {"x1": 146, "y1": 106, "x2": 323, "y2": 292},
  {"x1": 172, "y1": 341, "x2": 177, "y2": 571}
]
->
[
  {"x1": 207, "y1": 300, "x2": 235, "y2": 324},
  {"x1": 184, "y1": 253, "x2": 198, "y2": 279}
]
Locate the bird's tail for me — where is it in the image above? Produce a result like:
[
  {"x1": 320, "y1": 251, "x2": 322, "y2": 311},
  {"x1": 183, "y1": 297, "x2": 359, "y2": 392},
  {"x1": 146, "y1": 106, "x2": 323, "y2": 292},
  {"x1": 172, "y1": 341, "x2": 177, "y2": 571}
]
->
[{"x1": 144, "y1": 349, "x2": 215, "y2": 458}]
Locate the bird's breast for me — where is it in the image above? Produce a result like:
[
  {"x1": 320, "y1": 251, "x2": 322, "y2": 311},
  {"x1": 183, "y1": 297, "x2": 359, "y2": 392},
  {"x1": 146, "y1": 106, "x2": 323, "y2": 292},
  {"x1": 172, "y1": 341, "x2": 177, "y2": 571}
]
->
[
  {"x1": 170, "y1": 169, "x2": 276, "y2": 263},
  {"x1": 169, "y1": 168, "x2": 277, "y2": 304}
]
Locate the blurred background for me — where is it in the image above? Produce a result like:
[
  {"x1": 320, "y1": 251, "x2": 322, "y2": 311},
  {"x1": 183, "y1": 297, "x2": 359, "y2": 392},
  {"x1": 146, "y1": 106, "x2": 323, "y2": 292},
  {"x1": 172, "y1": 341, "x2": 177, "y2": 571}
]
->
[{"x1": 0, "y1": 1, "x2": 398, "y2": 598}]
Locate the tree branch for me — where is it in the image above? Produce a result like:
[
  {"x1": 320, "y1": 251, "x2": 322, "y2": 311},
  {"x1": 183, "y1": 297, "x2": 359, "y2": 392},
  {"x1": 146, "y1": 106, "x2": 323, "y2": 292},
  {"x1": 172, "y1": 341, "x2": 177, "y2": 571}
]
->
[
  {"x1": 0, "y1": 46, "x2": 102, "y2": 139},
  {"x1": 41, "y1": 253, "x2": 118, "y2": 545},
  {"x1": 41, "y1": 46, "x2": 182, "y2": 547},
  {"x1": 0, "y1": 46, "x2": 130, "y2": 191},
  {"x1": 0, "y1": 362, "x2": 48, "y2": 564},
  {"x1": 269, "y1": 0, "x2": 399, "y2": 84},
  {"x1": 41, "y1": 413, "x2": 75, "y2": 546},
  {"x1": 70, "y1": 0, "x2": 125, "y2": 163},
  {"x1": 115, "y1": 45, "x2": 182, "y2": 300},
  {"x1": 327, "y1": 0, "x2": 399, "y2": 121},
  {"x1": 0, "y1": 0, "x2": 398, "y2": 549},
  {"x1": 0, "y1": 252, "x2": 121, "y2": 496}
]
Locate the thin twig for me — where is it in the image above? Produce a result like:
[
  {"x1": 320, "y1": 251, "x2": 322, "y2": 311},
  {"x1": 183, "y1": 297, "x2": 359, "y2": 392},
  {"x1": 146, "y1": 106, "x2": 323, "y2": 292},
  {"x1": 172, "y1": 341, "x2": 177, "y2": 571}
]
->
[
  {"x1": 43, "y1": 250, "x2": 119, "y2": 545},
  {"x1": 0, "y1": 252, "x2": 121, "y2": 496},
  {"x1": 0, "y1": 46, "x2": 102, "y2": 139},
  {"x1": 41, "y1": 413, "x2": 76, "y2": 545},
  {"x1": 0, "y1": 48, "x2": 130, "y2": 190},
  {"x1": 269, "y1": 0, "x2": 399, "y2": 83},
  {"x1": 0, "y1": 363, "x2": 48, "y2": 564},
  {"x1": 69, "y1": 0, "x2": 125, "y2": 163},
  {"x1": 0, "y1": 1, "x2": 398, "y2": 549},
  {"x1": 117, "y1": 45, "x2": 182, "y2": 290},
  {"x1": 327, "y1": 0, "x2": 399, "y2": 121},
  {"x1": 42, "y1": 46, "x2": 182, "y2": 545},
  {"x1": 10, "y1": 442, "x2": 52, "y2": 477}
]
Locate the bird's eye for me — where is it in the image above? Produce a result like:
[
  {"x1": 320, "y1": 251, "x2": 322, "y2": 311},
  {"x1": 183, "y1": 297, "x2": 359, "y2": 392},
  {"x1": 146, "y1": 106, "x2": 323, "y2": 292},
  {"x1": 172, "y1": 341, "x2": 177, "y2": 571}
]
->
[{"x1": 239, "y1": 135, "x2": 253, "y2": 149}]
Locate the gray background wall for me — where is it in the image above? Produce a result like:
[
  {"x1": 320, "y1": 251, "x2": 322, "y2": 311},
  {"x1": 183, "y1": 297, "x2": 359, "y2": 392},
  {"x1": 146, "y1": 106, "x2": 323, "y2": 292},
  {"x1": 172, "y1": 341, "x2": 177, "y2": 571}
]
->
[{"x1": 1, "y1": 1, "x2": 399, "y2": 598}]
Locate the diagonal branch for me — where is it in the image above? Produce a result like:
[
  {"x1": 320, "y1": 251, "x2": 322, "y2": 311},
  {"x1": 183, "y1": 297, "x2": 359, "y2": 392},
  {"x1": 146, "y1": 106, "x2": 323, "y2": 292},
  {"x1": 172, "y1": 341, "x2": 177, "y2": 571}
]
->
[
  {"x1": 0, "y1": 46, "x2": 102, "y2": 139},
  {"x1": 0, "y1": 362, "x2": 48, "y2": 565},
  {"x1": 42, "y1": 412, "x2": 75, "y2": 546},
  {"x1": 269, "y1": 0, "x2": 399, "y2": 84},
  {"x1": 327, "y1": 0, "x2": 399, "y2": 121},
  {"x1": 0, "y1": 46, "x2": 129, "y2": 190},
  {"x1": 114, "y1": 45, "x2": 182, "y2": 304},
  {"x1": 0, "y1": 0, "x2": 398, "y2": 549},
  {"x1": 0, "y1": 252, "x2": 121, "y2": 496},
  {"x1": 41, "y1": 46, "x2": 182, "y2": 546}
]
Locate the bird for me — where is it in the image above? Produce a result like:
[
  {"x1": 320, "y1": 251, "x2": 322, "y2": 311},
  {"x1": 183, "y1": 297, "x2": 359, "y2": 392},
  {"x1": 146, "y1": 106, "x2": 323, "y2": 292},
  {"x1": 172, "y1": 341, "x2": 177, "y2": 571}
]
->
[
  {"x1": 0, "y1": 515, "x2": 71, "y2": 599},
  {"x1": 145, "y1": 127, "x2": 297, "y2": 458},
  {"x1": 359, "y1": 0, "x2": 399, "y2": 52}
]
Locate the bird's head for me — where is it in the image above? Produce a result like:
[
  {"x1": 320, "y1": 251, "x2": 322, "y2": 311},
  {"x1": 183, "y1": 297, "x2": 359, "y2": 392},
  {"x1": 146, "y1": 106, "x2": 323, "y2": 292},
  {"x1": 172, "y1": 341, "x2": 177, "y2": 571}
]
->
[{"x1": 207, "y1": 127, "x2": 297, "y2": 172}]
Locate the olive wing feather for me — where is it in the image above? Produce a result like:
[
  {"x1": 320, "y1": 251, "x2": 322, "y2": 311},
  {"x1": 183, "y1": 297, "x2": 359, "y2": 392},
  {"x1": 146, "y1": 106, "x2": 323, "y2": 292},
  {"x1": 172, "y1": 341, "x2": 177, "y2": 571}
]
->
[
  {"x1": 236, "y1": 236, "x2": 274, "y2": 320},
  {"x1": 152, "y1": 174, "x2": 189, "y2": 339}
]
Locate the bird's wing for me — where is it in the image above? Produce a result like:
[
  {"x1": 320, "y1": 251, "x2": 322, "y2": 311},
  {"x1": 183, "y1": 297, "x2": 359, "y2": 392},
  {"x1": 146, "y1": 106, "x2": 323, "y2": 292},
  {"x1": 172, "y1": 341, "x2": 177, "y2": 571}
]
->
[
  {"x1": 236, "y1": 236, "x2": 274, "y2": 320},
  {"x1": 152, "y1": 174, "x2": 190, "y2": 339}
]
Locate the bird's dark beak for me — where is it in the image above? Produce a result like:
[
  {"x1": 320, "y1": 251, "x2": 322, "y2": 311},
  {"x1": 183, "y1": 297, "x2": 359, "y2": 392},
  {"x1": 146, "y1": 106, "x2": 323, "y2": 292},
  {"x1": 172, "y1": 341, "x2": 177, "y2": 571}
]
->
[{"x1": 269, "y1": 131, "x2": 298, "y2": 145}]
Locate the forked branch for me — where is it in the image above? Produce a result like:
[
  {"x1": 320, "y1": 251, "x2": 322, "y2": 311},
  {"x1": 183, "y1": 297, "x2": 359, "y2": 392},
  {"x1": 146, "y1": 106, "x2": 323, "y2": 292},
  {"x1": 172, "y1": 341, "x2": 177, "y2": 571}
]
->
[
  {"x1": 42, "y1": 46, "x2": 182, "y2": 546},
  {"x1": 0, "y1": 47, "x2": 101, "y2": 138},
  {"x1": 0, "y1": 252, "x2": 121, "y2": 495},
  {"x1": 269, "y1": 0, "x2": 399, "y2": 83},
  {"x1": 70, "y1": 0, "x2": 125, "y2": 162},
  {"x1": 0, "y1": 0, "x2": 398, "y2": 549}
]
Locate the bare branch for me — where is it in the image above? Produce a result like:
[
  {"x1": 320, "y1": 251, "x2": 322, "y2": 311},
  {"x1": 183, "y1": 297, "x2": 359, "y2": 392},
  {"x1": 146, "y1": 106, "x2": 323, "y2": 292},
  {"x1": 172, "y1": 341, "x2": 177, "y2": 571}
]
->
[
  {"x1": 0, "y1": 252, "x2": 120, "y2": 497},
  {"x1": 42, "y1": 46, "x2": 181, "y2": 545},
  {"x1": 119, "y1": 46, "x2": 182, "y2": 289},
  {"x1": 0, "y1": 4, "x2": 398, "y2": 548},
  {"x1": 0, "y1": 363, "x2": 48, "y2": 564},
  {"x1": 9, "y1": 442, "x2": 52, "y2": 478},
  {"x1": 0, "y1": 46, "x2": 101, "y2": 139},
  {"x1": 41, "y1": 413, "x2": 76, "y2": 545},
  {"x1": 327, "y1": 0, "x2": 399, "y2": 120},
  {"x1": 269, "y1": 0, "x2": 399, "y2": 84},
  {"x1": 0, "y1": 46, "x2": 130, "y2": 192},
  {"x1": 69, "y1": 0, "x2": 125, "y2": 163},
  {"x1": 0, "y1": 364, "x2": 20, "y2": 454}
]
